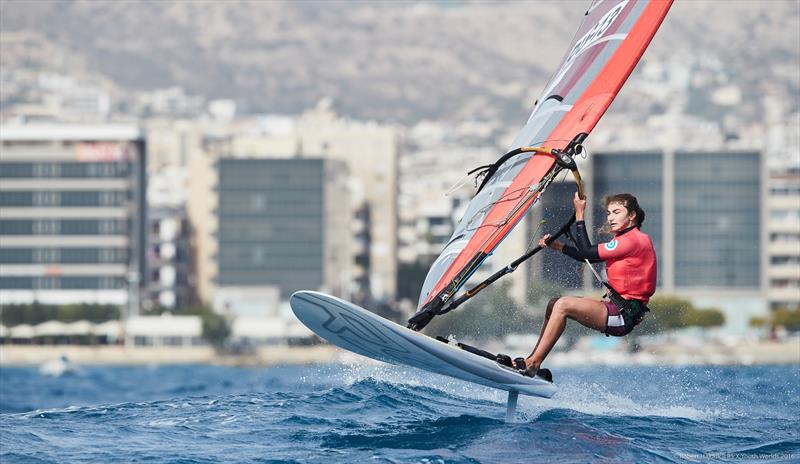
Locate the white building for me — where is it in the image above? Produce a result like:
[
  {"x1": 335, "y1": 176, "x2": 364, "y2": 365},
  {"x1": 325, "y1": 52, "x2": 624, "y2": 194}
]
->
[
  {"x1": 767, "y1": 170, "x2": 800, "y2": 310},
  {"x1": 0, "y1": 124, "x2": 147, "y2": 311},
  {"x1": 125, "y1": 314, "x2": 202, "y2": 347}
]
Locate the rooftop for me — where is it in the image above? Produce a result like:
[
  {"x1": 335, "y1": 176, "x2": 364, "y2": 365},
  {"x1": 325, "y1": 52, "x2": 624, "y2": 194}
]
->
[{"x1": 0, "y1": 123, "x2": 143, "y2": 142}]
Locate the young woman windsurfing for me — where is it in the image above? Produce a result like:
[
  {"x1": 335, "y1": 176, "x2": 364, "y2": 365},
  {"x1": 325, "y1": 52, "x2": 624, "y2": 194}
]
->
[{"x1": 507, "y1": 192, "x2": 657, "y2": 380}]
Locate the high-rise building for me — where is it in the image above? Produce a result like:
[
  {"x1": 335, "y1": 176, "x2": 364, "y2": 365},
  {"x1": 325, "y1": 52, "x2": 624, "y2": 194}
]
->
[
  {"x1": 146, "y1": 149, "x2": 194, "y2": 311},
  {"x1": 146, "y1": 206, "x2": 193, "y2": 310},
  {"x1": 672, "y1": 150, "x2": 762, "y2": 289},
  {"x1": 229, "y1": 107, "x2": 399, "y2": 301},
  {"x1": 0, "y1": 124, "x2": 146, "y2": 312},
  {"x1": 213, "y1": 157, "x2": 352, "y2": 305},
  {"x1": 766, "y1": 170, "x2": 800, "y2": 310}
]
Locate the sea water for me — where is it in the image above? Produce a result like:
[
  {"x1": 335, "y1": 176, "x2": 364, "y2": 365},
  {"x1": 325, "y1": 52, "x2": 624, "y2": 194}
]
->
[{"x1": 1, "y1": 363, "x2": 798, "y2": 463}]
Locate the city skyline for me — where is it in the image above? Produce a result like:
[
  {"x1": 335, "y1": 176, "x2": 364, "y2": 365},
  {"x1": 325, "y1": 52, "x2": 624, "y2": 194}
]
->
[{"x1": 2, "y1": 115, "x2": 796, "y2": 335}]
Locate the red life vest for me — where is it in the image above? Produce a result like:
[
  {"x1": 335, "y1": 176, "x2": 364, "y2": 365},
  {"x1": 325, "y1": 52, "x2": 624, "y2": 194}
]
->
[{"x1": 597, "y1": 227, "x2": 657, "y2": 303}]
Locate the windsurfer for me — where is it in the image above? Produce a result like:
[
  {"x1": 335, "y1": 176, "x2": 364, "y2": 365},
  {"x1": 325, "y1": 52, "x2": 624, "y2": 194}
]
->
[{"x1": 518, "y1": 192, "x2": 657, "y2": 378}]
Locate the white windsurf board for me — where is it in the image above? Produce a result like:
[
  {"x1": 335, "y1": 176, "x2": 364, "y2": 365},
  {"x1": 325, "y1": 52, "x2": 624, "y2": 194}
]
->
[{"x1": 290, "y1": 291, "x2": 556, "y2": 398}]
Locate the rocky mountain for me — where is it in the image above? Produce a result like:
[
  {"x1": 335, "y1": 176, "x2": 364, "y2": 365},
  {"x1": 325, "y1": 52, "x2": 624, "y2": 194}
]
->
[{"x1": 1, "y1": 0, "x2": 798, "y2": 125}]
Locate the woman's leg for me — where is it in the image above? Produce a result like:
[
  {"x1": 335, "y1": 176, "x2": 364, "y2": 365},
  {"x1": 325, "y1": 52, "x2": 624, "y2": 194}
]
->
[
  {"x1": 525, "y1": 296, "x2": 607, "y2": 371},
  {"x1": 527, "y1": 298, "x2": 559, "y2": 358}
]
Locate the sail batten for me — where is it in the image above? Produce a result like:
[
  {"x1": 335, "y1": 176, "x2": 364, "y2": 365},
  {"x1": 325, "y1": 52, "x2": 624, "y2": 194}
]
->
[{"x1": 416, "y1": 0, "x2": 672, "y2": 314}]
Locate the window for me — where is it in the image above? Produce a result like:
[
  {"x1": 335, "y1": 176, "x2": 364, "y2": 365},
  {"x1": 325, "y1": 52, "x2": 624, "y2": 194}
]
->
[
  {"x1": 770, "y1": 233, "x2": 800, "y2": 242},
  {"x1": 32, "y1": 163, "x2": 60, "y2": 177},
  {"x1": 32, "y1": 248, "x2": 60, "y2": 263},
  {"x1": 770, "y1": 210, "x2": 800, "y2": 222},
  {"x1": 33, "y1": 220, "x2": 60, "y2": 234},
  {"x1": 0, "y1": 220, "x2": 32, "y2": 235},
  {"x1": 771, "y1": 256, "x2": 800, "y2": 265},
  {"x1": 770, "y1": 184, "x2": 800, "y2": 196},
  {"x1": 99, "y1": 219, "x2": 125, "y2": 235},
  {"x1": 0, "y1": 277, "x2": 33, "y2": 288},
  {"x1": 99, "y1": 277, "x2": 117, "y2": 289},
  {"x1": 62, "y1": 191, "x2": 97, "y2": 206},
  {"x1": 250, "y1": 193, "x2": 267, "y2": 211},
  {"x1": 0, "y1": 163, "x2": 33, "y2": 177},
  {"x1": 0, "y1": 248, "x2": 32, "y2": 263},
  {"x1": 162, "y1": 336, "x2": 183, "y2": 346},
  {"x1": 252, "y1": 246, "x2": 265, "y2": 264},
  {"x1": 770, "y1": 279, "x2": 800, "y2": 288},
  {"x1": 99, "y1": 249, "x2": 114, "y2": 263},
  {"x1": 34, "y1": 277, "x2": 60, "y2": 289}
]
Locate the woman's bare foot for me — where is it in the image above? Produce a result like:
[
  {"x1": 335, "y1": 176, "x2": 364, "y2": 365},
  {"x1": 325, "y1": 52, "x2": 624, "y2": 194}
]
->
[{"x1": 519, "y1": 357, "x2": 540, "y2": 377}]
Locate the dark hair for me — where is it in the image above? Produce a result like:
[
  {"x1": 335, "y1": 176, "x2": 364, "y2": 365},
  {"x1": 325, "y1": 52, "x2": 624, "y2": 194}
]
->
[{"x1": 603, "y1": 193, "x2": 645, "y2": 228}]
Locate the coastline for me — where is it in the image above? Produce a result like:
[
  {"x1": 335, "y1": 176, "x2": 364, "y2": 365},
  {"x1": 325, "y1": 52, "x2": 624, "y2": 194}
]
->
[
  {"x1": 547, "y1": 338, "x2": 800, "y2": 367},
  {"x1": 1, "y1": 338, "x2": 798, "y2": 368},
  {"x1": 0, "y1": 344, "x2": 339, "y2": 367}
]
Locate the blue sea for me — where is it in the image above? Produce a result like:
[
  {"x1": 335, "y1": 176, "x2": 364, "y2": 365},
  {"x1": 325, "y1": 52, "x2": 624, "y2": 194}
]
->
[{"x1": 1, "y1": 363, "x2": 798, "y2": 463}]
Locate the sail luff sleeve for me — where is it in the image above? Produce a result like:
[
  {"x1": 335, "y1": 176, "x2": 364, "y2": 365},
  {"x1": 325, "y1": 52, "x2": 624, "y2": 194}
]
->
[{"x1": 416, "y1": 0, "x2": 673, "y2": 312}]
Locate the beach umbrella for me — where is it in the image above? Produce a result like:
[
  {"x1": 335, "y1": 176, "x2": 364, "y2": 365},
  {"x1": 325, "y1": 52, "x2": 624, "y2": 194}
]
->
[
  {"x1": 232, "y1": 316, "x2": 287, "y2": 339},
  {"x1": 94, "y1": 320, "x2": 122, "y2": 338},
  {"x1": 10, "y1": 324, "x2": 35, "y2": 339},
  {"x1": 126, "y1": 315, "x2": 201, "y2": 338},
  {"x1": 63, "y1": 320, "x2": 94, "y2": 336},
  {"x1": 34, "y1": 320, "x2": 67, "y2": 337}
]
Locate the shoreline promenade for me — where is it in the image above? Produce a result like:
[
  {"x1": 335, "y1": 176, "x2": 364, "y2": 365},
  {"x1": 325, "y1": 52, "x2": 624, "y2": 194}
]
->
[{"x1": 1, "y1": 338, "x2": 797, "y2": 368}]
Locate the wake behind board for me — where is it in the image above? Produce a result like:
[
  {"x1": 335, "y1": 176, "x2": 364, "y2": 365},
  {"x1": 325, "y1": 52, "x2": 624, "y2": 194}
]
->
[{"x1": 290, "y1": 291, "x2": 556, "y2": 399}]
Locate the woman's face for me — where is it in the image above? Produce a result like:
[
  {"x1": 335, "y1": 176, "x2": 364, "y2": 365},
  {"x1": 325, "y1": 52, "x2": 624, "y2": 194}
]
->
[{"x1": 606, "y1": 202, "x2": 636, "y2": 233}]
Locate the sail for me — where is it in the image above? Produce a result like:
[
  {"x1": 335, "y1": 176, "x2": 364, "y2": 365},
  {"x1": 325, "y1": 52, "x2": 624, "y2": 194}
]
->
[{"x1": 416, "y1": 0, "x2": 672, "y2": 314}]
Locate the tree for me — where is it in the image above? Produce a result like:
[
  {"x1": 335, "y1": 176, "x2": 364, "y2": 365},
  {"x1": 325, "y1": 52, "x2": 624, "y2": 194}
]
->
[
  {"x1": 175, "y1": 305, "x2": 231, "y2": 347},
  {"x1": 0, "y1": 303, "x2": 120, "y2": 326},
  {"x1": 637, "y1": 295, "x2": 725, "y2": 334},
  {"x1": 682, "y1": 307, "x2": 724, "y2": 328},
  {"x1": 637, "y1": 295, "x2": 690, "y2": 334},
  {"x1": 202, "y1": 313, "x2": 232, "y2": 347},
  {"x1": 146, "y1": 305, "x2": 231, "y2": 346},
  {"x1": 773, "y1": 308, "x2": 800, "y2": 331},
  {"x1": 749, "y1": 308, "x2": 800, "y2": 332}
]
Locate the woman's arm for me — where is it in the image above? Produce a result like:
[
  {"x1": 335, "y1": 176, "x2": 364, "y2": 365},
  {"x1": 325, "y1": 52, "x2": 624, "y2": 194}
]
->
[
  {"x1": 538, "y1": 191, "x2": 603, "y2": 263},
  {"x1": 561, "y1": 220, "x2": 602, "y2": 263},
  {"x1": 561, "y1": 192, "x2": 602, "y2": 262}
]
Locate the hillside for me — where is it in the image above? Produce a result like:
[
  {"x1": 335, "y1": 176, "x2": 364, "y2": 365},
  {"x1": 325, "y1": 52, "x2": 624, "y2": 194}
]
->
[{"x1": 1, "y1": 0, "x2": 798, "y2": 125}]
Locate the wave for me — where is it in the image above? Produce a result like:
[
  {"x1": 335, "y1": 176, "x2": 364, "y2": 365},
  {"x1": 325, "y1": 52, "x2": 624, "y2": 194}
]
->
[
  {"x1": 1, "y1": 364, "x2": 731, "y2": 429},
  {"x1": 541, "y1": 380, "x2": 722, "y2": 421},
  {"x1": 329, "y1": 362, "x2": 721, "y2": 422},
  {"x1": 3, "y1": 364, "x2": 798, "y2": 464}
]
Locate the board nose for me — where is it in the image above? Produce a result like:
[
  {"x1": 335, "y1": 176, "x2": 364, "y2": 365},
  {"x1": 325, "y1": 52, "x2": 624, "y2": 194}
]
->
[{"x1": 289, "y1": 291, "x2": 329, "y2": 334}]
